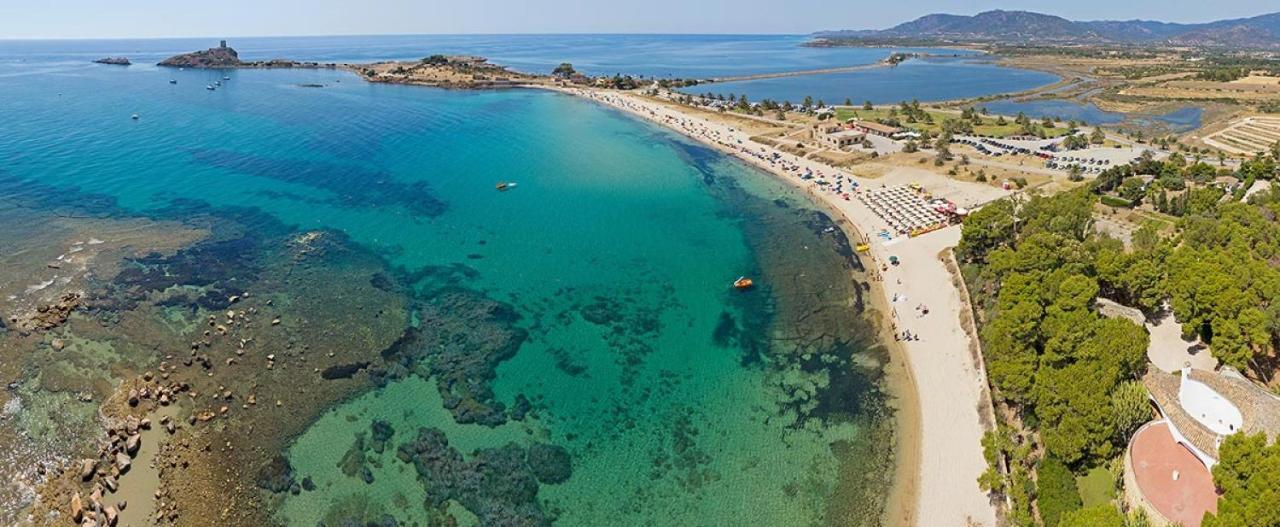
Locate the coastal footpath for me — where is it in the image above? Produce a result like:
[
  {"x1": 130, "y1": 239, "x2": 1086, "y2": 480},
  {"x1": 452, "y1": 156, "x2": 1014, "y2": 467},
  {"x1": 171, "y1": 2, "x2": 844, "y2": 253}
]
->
[{"x1": 553, "y1": 85, "x2": 1006, "y2": 527}]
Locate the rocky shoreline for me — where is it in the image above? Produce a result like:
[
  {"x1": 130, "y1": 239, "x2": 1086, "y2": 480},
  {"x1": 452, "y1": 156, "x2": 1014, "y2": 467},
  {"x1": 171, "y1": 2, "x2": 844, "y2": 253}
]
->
[{"x1": 1, "y1": 189, "x2": 412, "y2": 526}]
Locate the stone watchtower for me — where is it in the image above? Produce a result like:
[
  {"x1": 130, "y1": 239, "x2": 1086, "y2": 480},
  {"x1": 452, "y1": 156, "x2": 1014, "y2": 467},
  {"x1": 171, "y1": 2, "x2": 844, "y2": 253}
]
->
[{"x1": 219, "y1": 40, "x2": 227, "y2": 48}]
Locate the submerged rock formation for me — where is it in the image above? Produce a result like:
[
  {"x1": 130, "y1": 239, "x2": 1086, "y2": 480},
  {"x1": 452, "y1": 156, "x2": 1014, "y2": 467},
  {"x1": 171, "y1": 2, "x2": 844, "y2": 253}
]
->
[
  {"x1": 396, "y1": 428, "x2": 571, "y2": 526},
  {"x1": 255, "y1": 454, "x2": 295, "y2": 494},
  {"x1": 525, "y1": 443, "x2": 572, "y2": 484},
  {"x1": 380, "y1": 288, "x2": 528, "y2": 426}
]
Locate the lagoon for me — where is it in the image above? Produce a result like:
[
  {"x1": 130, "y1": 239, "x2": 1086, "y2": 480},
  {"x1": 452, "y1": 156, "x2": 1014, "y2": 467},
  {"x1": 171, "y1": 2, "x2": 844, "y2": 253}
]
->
[
  {"x1": 979, "y1": 99, "x2": 1203, "y2": 131},
  {"x1": 695, "y1": 55, "x2": 1059, "y2": 105}
]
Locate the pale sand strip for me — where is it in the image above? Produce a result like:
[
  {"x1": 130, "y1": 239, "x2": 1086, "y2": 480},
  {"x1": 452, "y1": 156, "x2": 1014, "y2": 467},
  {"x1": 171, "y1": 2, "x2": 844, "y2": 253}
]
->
[{"x1": 550, "y1": 86, "x2": 1004, "y2": 526}]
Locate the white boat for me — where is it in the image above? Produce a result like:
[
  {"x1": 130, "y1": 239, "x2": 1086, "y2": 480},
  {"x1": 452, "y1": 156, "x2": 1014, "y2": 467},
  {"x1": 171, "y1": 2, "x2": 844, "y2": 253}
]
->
[
  {"x1": 222, "y1": 76, "x2": 230, "y2": 80},
  {"x1": 131, "y1": 113, "x2": 139, "y2": 120},
  {"x1": 169, "y1": 79, "x2": 177, "y2": 84},
  {"x1": 206, "y1": 85, "x2": 215, "y2": 91}
]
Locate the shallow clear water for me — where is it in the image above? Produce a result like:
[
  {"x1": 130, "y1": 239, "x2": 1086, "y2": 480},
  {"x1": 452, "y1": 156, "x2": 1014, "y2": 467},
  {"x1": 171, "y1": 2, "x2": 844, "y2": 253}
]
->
[{"x1": 2, "y1": 36, "x2": 895, "y2": 526}]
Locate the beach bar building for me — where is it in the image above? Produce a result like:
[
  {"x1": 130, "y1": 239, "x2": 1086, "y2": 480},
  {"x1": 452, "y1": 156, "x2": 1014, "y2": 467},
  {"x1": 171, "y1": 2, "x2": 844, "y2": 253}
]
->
[
  {"x1": 1125, "y1": 367, "x2": 1280, "y2": 526},
  {"x1": 850, "y1": 120, "x2": 902, "y2": 137},
  {"x1": 820, "y1": 130, "x2": 866, "y2": 149}
]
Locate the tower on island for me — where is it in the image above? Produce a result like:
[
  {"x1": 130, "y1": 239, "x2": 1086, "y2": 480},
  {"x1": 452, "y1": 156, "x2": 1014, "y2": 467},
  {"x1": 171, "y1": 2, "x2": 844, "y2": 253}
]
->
[{"x1": 219, "y1": 40, "x2": 227, "y2": 48}]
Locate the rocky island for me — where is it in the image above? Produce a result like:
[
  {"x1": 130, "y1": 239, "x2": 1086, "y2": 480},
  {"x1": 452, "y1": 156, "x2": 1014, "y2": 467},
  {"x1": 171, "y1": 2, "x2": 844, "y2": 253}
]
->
[
  {"x1": 157, "y1": 40, "x2": 336, "y2": 69},
  {"x1": 348, "y1": 54, "x2": 550, "y2": 89},
  {"x1": 157, "y1": 40, "x2": 241, "y2": 68},
  {"x1": 93, "y1": 57, "x2": 131, "y2": 66}
]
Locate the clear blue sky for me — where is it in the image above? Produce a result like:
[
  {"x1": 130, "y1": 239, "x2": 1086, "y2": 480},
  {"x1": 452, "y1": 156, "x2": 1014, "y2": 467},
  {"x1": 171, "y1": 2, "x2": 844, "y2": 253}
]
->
[{"x1": 2, "y1": 0, "x2": 1277, "y2": 39}]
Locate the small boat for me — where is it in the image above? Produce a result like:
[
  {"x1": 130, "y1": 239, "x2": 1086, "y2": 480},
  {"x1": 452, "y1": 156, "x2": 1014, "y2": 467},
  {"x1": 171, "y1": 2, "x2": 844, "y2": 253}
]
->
[
  {"x1": 855, "y1": 244, "x2": 870, "y2": 253},
  {"x1": 168, "y1": 79, "x2": 177, "y2": 84},
  {"x1": 222, "y1": 76, "x2": 230, "y2": 81},
  {"x1": 733, "y1": 276, "x2": 754, "y2": 290},
  {"x1": 206, "y1": 85, "x2": 215, "y2": 91},
  {"x1": 495, "y1": 182, "x2": 517, "y2": 191},
  {"x1": 130, "y1": 113, "x2": 139, "y2": 120},
  {"x1": 214, "y1": 81, "x2": 221, "y2": 87}
]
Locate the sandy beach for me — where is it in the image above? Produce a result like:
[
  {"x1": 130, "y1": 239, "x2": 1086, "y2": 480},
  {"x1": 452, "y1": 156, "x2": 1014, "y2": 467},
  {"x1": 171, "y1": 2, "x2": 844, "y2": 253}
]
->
[{"x1": 554, "y1": 85, "x2": 1006, "y2": 526}]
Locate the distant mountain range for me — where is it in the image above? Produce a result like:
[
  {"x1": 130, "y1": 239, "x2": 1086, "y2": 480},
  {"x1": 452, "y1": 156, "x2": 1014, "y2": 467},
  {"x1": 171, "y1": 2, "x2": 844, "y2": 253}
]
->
[{"x1": 815, "y1": 10, "x2": 1280, "y2": 49}]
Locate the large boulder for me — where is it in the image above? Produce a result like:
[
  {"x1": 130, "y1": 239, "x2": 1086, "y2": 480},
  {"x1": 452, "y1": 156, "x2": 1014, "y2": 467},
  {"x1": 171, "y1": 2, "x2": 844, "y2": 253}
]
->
[
  {"x1": 70, "y1": 492, "x2": 84, "y2": 522},
  {"x1": 79, "y1": 459, "x2": 96, "y2": 480},
  {"x1": 114, "y1": 452, "x2": 130, "y2": 473}
]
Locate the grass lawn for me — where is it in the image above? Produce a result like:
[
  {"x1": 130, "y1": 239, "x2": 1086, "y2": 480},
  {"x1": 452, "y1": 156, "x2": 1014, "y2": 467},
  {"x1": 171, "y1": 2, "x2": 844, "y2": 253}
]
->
[
  {"x1": 832, "y1": 107, "x2": 1073, "y2": 139},
  {"x1": 1076, "y1": 467, "x2": 1116, "y2": 508}
]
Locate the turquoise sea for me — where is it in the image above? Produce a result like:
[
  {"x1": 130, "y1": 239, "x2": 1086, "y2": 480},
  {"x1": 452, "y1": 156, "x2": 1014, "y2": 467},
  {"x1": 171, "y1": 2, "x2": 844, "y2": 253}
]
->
[{"x1": 1, "y1": 35, "x2": 909, "y2": 525}]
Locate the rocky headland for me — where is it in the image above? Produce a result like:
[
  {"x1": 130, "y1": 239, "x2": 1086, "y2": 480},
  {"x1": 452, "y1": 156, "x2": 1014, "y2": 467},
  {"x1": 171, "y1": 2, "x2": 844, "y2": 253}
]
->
[{"x1": 345, "y1": 54, "x2": 549, "y2": 89}]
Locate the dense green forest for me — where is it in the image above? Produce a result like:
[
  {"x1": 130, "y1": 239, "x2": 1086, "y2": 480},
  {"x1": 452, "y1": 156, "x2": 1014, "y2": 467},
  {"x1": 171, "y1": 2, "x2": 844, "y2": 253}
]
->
[
  {"x1": 957, "y1": 150, "x2": 1280, "y2": 526},
  {"x1": 1204, "y1": 433, "x2": 1280, "y2": 527}
]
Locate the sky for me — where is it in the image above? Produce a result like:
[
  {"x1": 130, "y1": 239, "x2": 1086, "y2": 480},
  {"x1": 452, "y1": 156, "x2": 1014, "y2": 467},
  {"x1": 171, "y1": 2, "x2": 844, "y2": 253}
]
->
[{"x1": 1, "y1": 0, "x2": 1277, "y2": 39}]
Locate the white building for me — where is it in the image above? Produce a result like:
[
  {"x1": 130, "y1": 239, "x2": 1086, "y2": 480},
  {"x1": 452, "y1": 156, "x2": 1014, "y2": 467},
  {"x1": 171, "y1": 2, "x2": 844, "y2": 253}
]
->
[{"x1": 1144, "y1": 367, "x2": 1280, "y2": 468}]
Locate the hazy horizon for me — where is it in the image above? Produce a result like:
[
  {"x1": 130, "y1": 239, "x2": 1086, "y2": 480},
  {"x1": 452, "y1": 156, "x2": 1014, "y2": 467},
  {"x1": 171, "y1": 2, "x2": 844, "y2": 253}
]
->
[{"x1": 2, "y1": 1, "x2": 1277, "y2": 40}]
